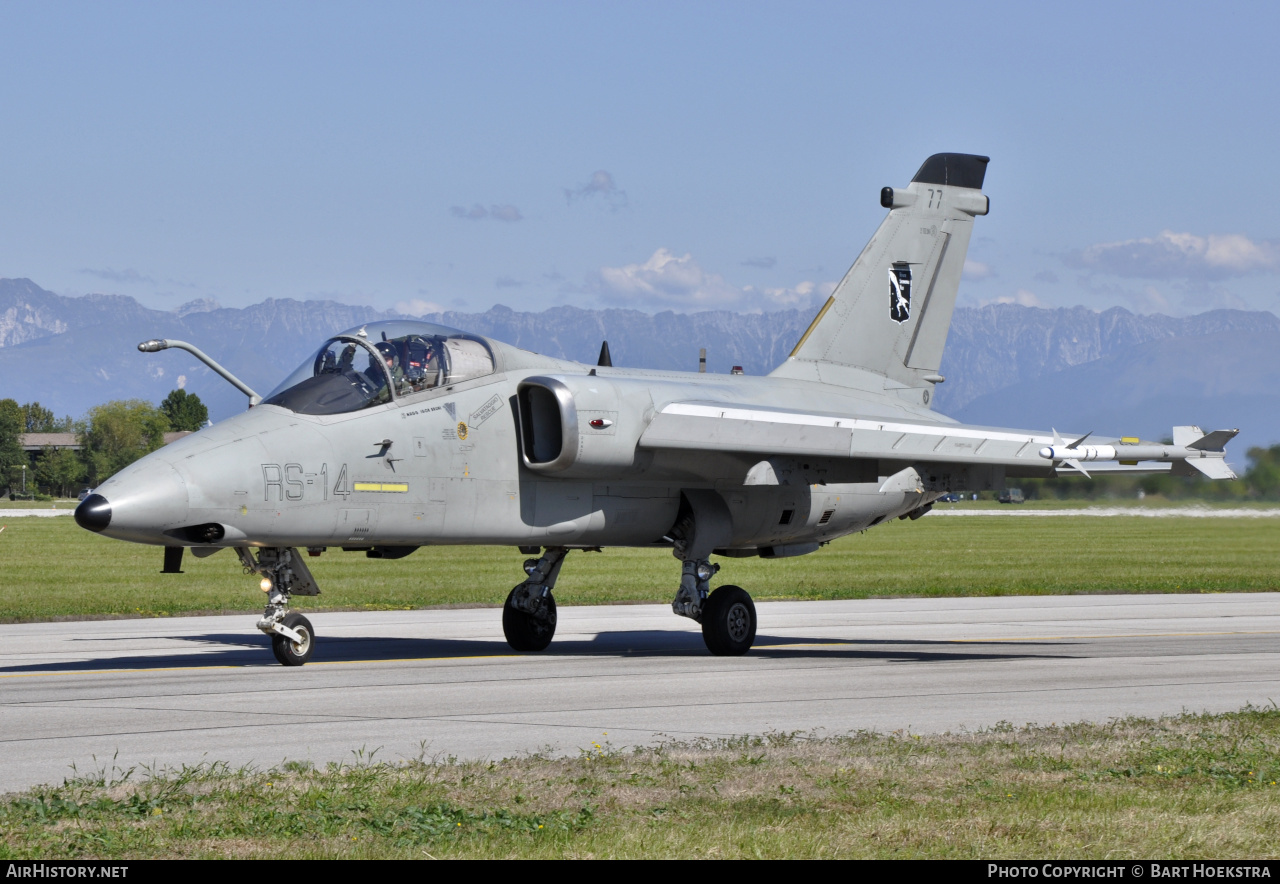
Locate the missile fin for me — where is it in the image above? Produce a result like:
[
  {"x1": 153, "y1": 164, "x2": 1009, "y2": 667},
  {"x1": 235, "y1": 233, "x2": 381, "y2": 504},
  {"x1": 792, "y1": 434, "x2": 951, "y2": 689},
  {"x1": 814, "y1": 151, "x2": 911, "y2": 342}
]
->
[
  {"x1": 1068, "y1": 431, "x2": 1093, "y2": 449},
  {"x1": 1172, "y1": 426, "x2": 1204, "y2": 448},
  {"x1": 1061, "y1": 458, "x2": 1091, "y2": 479},
  {"x1": 1188, "y1": 428, "x2": 1239, "y2": 452},
  {"x1": 1184, "y1": 456, "x2": 1237, "y2": 480}
]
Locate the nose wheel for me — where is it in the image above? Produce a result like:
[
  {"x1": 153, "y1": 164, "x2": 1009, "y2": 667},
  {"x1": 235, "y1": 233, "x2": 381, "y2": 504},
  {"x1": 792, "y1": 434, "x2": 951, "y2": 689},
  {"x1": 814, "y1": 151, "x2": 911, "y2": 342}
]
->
[{"x1": 271, "y1": 612, "x2": 315, "y2": 666}]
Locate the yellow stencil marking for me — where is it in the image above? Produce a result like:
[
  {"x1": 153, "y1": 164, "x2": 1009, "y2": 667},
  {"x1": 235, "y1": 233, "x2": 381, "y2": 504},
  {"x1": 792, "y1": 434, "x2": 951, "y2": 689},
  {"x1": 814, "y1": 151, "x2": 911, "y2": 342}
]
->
[{"x1": 353, "y1": 482, "x2": 409, "y2": 493}]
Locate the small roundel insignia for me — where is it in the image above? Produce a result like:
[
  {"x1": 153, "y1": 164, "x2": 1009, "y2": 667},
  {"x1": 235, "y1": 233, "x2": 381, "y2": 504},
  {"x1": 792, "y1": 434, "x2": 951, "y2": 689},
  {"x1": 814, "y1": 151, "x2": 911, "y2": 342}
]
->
[{"x1": 457, "y1": 422, "x2": 468, "y2": 440}]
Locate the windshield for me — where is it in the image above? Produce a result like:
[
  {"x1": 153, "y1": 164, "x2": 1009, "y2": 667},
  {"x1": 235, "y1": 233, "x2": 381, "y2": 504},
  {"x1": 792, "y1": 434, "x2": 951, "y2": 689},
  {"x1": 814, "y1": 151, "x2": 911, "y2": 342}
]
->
[{"x1": 262, "y1": 320, "x2": 497, "y2": 415}]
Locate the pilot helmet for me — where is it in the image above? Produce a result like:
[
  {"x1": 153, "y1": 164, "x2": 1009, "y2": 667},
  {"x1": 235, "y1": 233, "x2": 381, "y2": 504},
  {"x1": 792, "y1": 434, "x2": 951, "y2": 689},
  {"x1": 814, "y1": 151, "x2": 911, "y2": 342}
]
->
[{"x1": 375, "y1": 341, "x2": 399, "y2": 369}]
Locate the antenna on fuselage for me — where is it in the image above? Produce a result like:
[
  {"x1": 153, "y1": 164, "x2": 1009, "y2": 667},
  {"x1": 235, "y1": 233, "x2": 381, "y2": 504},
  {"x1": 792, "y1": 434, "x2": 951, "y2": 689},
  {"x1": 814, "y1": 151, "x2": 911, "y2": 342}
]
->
[
  {"x1": 597, "y1": 341, "x2": 613, "y2": 367},
  {"x1": 699, "y1": 348, "x2": 707, "y2": 373}
]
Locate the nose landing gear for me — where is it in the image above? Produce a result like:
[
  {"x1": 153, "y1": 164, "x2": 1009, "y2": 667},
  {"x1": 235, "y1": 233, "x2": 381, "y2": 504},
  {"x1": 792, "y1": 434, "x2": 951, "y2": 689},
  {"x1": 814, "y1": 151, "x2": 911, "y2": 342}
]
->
[
  {"x1": 237, "y1": 547, "x2": 321, "y2": 666},
  {"x1": 271, "y1": 612, "x2": 315, "y2": 666}
]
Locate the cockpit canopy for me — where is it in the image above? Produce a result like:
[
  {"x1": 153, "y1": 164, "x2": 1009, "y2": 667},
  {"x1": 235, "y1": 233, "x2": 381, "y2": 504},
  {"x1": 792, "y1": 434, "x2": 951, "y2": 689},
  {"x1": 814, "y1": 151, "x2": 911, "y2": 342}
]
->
[{"x1": 262, "y1": 320, "x2": 497, "y2": 415}]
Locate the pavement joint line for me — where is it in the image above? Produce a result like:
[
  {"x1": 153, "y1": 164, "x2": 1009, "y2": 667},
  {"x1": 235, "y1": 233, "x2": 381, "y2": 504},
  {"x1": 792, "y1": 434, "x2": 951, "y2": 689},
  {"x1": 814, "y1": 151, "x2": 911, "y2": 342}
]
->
[
  {"x1": 2, "y1": 675, "x2": 1275, "y2": 748},
  {"x1": 2, "y1": 629, "x2": 1276, "y2": 679},
  {"x1": 949, "y1": 630, "x2": 1280, "y2": 643},
  {"x1": 0, "y1": 659, "x2": 867, "y2": 703},
  {"x1": 0, "y1": 658, "x2": 952, "y2": 708},
  {"x1": 0, "y1": 653, "x2": 525, "y2": 679}
]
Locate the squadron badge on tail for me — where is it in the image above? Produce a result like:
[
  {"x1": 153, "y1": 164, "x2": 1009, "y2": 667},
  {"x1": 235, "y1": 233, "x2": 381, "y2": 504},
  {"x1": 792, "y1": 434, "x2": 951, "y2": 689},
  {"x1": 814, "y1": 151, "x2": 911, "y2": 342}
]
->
[{"x1": 889, "y1": 262, "x2": 912, "y2": 323}]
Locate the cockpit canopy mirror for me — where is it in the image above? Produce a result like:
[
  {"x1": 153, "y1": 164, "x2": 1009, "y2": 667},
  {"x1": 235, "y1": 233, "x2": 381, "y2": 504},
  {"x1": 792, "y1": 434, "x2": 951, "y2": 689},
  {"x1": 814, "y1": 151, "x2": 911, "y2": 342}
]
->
[{"x1": 262, "y1": 320, "x2": 497, "y2": 415}]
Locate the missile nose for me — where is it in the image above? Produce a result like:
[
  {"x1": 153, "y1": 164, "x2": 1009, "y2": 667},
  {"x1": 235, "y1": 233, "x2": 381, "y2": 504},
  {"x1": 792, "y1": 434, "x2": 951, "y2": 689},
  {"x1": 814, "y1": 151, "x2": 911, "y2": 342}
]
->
[
  {"x1": 1039, "y1": 446, "x2": 1055, "y2": 460},
  {"x1": 74, "y1": 493, "x2": 113, "y2": 532}
]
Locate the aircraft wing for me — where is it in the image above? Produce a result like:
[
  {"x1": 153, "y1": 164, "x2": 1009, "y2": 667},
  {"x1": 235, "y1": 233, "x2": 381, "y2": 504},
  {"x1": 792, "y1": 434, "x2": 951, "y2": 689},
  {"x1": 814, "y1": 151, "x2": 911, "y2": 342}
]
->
[{"x1": 638, "y1": 401, "x2": 1238, "y2": 480}]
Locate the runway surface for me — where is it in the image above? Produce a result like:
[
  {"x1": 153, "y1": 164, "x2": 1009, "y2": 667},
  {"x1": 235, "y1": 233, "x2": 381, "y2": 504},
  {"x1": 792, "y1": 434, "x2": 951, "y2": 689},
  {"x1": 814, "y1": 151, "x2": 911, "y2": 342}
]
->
[{"x1": 2, "y1": 594, "x2": 1278, "y2": 795}]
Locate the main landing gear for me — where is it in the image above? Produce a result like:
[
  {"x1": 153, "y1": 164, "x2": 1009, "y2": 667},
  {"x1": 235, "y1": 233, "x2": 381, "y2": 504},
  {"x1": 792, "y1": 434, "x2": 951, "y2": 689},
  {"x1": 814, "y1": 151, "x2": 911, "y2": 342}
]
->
[
  {"x1": 237, "y1": 547, "x2": 321, "y2": 666},
  {"x1": 503, "y1": 547, "x2": 567, "y2": 651},
  {"x1": 668, "y1": 489, "x2": 757, "y2": 656},
  {"x1": 501, "y1": 545, "x2": 758, "y2": 656},
  {"x1": 670, "y1": 555, "x2": 757, "y2": 656}
]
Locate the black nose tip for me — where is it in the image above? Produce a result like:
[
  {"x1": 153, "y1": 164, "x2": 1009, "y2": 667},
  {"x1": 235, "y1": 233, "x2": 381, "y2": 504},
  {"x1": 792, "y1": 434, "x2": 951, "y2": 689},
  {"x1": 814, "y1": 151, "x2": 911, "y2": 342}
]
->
[{"x1": 74, "y1": 493, "x2": 112, "y2": 532}]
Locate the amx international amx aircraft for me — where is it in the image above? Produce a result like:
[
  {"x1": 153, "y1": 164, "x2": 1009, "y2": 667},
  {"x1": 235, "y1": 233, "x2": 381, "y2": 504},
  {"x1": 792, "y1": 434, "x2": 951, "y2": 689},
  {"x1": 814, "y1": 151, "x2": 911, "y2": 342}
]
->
[{"x1": 74, "y1": 153, "x2": 1238, "y2": 665}]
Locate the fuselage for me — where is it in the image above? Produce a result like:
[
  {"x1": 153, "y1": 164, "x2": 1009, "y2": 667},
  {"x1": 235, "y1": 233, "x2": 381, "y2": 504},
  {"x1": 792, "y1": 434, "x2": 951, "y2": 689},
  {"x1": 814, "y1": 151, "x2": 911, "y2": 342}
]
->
[{"x1": 81, "y1": 321, "x2": 951, "y2": 556}]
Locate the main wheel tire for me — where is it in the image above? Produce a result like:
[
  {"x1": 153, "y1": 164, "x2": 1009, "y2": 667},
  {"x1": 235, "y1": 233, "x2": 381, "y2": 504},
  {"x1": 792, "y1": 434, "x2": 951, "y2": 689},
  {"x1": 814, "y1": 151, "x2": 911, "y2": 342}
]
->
[
  {"x1": 701, "y1": 585, "x2": 756, "y2": 656},
  {"x1": 271, "y1": 612, "x2": 315, "y2": 666},
  {"x1": 502, "y1": 588, "x2": 557, "y2": 652}
]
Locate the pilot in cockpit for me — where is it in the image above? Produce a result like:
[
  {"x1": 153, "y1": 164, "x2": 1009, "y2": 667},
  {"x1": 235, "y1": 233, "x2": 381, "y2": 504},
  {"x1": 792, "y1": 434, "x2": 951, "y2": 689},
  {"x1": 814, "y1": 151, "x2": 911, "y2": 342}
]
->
[
  {"x1": 402, "y1": 336, "x2": 443, "y2": 391},
  {"x1": 369, "y1": 341, "x2": 404, "y2": 396}
]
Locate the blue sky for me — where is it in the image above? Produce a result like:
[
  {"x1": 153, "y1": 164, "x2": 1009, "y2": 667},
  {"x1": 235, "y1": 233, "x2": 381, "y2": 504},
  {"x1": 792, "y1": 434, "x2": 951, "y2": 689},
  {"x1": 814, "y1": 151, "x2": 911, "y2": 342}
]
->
[{"x1": 2, "y1": 1, "x2": 1278, "y2": 317}]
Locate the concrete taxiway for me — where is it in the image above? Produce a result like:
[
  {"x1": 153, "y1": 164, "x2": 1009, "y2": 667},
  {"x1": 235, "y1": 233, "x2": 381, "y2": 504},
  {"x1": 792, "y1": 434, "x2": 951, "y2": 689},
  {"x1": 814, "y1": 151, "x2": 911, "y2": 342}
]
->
[{"x1": 1, "y1": 594, "x2": 1278, "y2": 794}]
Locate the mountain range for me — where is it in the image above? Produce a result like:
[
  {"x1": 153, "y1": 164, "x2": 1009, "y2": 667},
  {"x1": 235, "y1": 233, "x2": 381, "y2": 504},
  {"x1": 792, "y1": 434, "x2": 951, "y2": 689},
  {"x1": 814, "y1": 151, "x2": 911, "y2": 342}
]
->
[{"x1": 3, "y1": 277, "x2": 1275, "y2": 459}]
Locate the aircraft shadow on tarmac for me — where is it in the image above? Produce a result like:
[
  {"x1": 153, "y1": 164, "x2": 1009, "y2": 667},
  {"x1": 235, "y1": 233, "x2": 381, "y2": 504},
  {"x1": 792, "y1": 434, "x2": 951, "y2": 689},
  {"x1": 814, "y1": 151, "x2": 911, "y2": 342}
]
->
[{"x1": 1, "y1": 629, "x2": 1074, "y2": 674}]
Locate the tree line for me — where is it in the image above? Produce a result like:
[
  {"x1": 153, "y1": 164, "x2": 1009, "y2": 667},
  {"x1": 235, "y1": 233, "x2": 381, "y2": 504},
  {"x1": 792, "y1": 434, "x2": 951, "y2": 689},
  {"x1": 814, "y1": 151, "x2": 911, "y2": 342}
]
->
[
  {"x1": 4, "y1": 390, "x2": 1280, "y2": 501},
  {"x1": 0, "y1": 391, "x2": 208, "y2": 498}
]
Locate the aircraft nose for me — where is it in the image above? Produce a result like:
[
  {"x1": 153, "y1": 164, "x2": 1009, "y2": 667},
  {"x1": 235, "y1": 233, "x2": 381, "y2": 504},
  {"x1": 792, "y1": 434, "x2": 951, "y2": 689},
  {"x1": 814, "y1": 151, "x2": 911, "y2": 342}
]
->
[
  {"x1": 87, "y1": 458, "x2": 191, "y2": 542},
  {"x1": 74, "y1": 493, "x2": 112, "y2": 532}
]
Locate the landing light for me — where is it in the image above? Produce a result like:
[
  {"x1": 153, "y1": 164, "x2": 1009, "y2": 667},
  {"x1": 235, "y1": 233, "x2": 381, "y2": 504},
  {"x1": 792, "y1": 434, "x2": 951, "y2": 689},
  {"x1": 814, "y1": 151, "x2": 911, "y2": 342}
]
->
[{"x1": 260, "y1": 578, "x2": 273, "y2": 592}]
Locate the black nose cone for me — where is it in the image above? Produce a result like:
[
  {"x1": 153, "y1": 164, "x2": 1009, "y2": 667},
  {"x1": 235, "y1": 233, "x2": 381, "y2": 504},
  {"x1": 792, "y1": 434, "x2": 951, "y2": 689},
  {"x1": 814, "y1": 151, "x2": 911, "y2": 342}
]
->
[{"x1": 74, "y1": 493, "x2": 112, "y2": 532}]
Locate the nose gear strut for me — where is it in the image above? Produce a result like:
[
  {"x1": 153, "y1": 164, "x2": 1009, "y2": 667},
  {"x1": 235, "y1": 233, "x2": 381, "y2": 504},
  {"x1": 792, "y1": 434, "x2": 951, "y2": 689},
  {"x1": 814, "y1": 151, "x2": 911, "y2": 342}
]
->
[{"x1": 237, "y1": 547, "x2": 320, "y2": 665}]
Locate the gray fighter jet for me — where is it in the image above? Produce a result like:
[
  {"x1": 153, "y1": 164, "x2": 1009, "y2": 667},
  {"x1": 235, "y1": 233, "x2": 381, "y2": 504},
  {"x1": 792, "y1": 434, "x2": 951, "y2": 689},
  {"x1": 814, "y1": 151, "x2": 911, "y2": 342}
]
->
[{"x1": 74, "y1": 153, "x2": 1238, "y2": 665}]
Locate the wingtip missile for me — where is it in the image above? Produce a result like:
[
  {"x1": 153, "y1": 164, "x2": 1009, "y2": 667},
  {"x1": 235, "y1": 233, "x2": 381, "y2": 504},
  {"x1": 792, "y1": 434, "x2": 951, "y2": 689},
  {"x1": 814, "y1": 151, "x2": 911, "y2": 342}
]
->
[{"x1": 1038, "y1": 427, "x2": 1239, "y2": 480}]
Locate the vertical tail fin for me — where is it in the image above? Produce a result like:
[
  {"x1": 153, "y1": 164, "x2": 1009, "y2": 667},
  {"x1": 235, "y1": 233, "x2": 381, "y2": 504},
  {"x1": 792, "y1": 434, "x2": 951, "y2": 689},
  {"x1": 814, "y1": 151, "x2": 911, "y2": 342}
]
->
[{"x1": 771, "y1": 153, "x2": 989, "y2": 408}]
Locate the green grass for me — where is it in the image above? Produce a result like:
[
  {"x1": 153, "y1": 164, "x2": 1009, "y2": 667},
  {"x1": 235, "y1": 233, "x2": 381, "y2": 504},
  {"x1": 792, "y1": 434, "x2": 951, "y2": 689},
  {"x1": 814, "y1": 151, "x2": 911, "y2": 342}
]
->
[
  {"x1": 3, "y1": 708, "x2": 1279, "y2": 858},
  {"x1": 1, "y1": 512, "x2": 1278, "y2": 621}
]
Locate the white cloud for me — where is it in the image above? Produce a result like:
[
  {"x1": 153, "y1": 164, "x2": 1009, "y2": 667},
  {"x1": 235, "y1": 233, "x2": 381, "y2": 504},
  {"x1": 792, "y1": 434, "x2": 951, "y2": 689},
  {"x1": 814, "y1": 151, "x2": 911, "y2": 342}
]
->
[
  {"x1": 489, "y1": 204, "x2": 523, "y2": 222},
  {"x1": 980, "y1": 288, "x2": 1044, "y2": 308},
  {"x1": 758, "y1": 279, "x2": 836, "y2": 310},
  {"x1": 395, "y1": 298, "x2": 446, "y2": 316},
  {"x1": 962, "y1": 259, "x2": 993, "y2": 281},
  {"x1": 593, "y1": 248, "x2": 830, "y2": 312},
  {"x1": 565, "y1": 170, "x2": 627, "y2": 208},
  {"x1": 1070, "y1": 230, "x2": 1280, "y2": 279}
]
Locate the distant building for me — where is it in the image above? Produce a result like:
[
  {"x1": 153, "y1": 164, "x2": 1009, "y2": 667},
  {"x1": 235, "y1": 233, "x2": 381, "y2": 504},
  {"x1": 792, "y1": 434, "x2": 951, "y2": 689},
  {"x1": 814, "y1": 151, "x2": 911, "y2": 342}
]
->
[{"x1": 18, "y1": 432, "x2": 191, "y2": 467}]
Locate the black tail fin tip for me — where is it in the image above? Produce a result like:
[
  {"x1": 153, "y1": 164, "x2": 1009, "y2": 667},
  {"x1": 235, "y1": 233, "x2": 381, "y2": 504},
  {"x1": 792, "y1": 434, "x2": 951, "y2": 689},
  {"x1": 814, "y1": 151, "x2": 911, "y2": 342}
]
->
[{"x1": 912, "y1": 154, "x2": 989, "y2": 189}]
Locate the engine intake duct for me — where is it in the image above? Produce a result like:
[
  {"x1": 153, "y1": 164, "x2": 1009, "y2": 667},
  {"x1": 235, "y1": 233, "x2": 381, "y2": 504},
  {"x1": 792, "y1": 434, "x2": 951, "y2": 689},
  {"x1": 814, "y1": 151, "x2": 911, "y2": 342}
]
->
[{"x1": 517, "y1": 377, "x2": 578, "y2": 472}]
